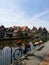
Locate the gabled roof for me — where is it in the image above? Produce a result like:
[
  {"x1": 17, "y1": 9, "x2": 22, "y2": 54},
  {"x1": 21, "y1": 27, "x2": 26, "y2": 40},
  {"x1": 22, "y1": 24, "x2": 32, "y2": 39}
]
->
[
  {"x1": 13, "y1": 30, "x2": 19, "y2": 33},
  {"x1": 32, "y1": 26, "x2": 37, "y2": 30},
  {"x1": 21, "y1": 26, "x2": 28, "y2": 32},
  {"x1": 5, "y1": 27, "x2": 10, "y2": 30}
]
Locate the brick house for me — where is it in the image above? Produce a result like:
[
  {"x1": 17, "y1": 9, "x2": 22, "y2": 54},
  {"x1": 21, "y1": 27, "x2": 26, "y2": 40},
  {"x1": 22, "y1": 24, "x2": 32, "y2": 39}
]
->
[
  {"x1": 6, "y1": 27, "x2": 14, "y2": 37},
  {"x1": 38, "y1": 27, "x2": 43, "y2": 34},
  {"x1": 31, "y1": 26, "x2": 37, "y2": 35},
  {"x1": 21, "y1": 26, "x2": 31, "y2": 38},
  {"x1": 13, "y1": 26, "x2": 23, "y2": 37}
]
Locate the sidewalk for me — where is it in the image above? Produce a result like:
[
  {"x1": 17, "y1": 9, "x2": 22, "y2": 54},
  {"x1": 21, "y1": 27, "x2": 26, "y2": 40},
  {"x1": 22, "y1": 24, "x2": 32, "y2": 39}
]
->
[
  {"x1": 20, "y1": 41, "x2": 49, "y2": 65},
  {"x1": 40, "y1": 52, "x2": 49, "y2": 65},
  {"x1": 12, "y1": 41, "x2": 49, "y2": 65}
]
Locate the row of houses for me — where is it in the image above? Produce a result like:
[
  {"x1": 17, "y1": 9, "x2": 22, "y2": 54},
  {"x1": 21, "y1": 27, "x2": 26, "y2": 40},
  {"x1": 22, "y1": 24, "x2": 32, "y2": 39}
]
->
[{"x1": 0, "y1": 25, "x2": 48, "y2": 38}]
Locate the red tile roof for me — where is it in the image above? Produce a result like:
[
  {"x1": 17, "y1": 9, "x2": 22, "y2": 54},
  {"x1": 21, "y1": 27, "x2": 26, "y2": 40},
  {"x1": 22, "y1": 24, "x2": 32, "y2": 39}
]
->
[
  {"x1": 14, "y1": 30, "x2": 19, "y2": 33},
  {"x1": 21, "y1": 26, "x2": 28, "y2": 32}
]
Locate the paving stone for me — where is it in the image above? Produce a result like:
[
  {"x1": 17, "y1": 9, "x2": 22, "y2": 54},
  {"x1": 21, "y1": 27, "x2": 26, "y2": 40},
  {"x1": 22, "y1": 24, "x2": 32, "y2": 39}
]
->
[
  {"x1": 40, "y1": 61, "x2": 49, "y2": 65},
  {"x1": 43, "y1": 56, "x2": 49, "y2": 62},
  {"x1": 46, "y1": 53, "x2": 49, "y2": 57}
]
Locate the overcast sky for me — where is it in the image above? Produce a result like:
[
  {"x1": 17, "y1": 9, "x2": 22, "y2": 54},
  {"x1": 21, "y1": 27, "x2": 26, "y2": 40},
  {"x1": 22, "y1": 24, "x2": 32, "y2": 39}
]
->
[{"x1": 0, "y1": 0, "x2": 49, "y2": 30}]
